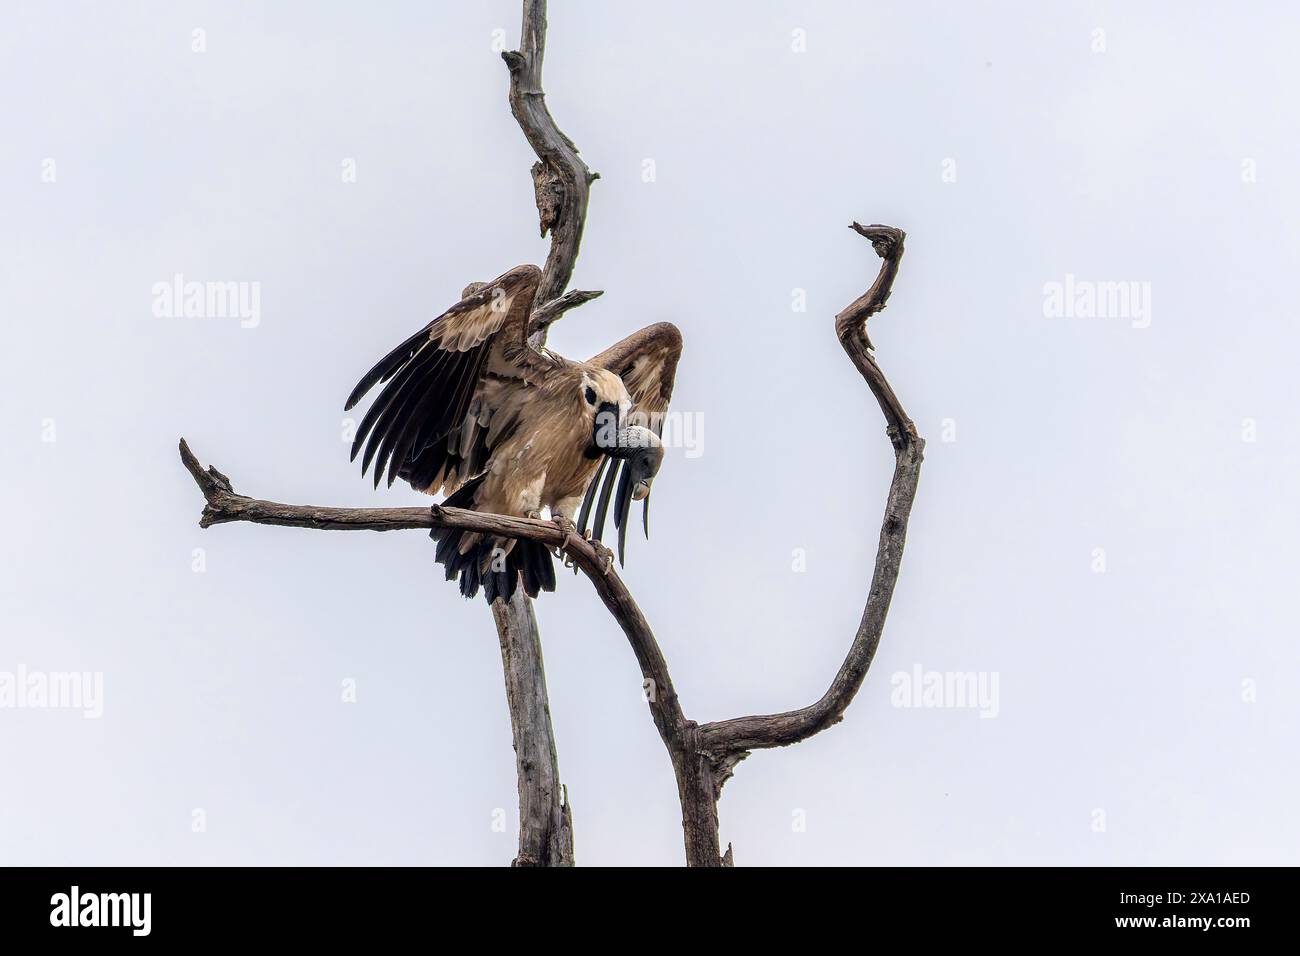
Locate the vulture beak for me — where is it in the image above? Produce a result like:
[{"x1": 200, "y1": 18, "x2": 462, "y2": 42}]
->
[
  {"x1": 608, "y1": 426, "x2": 664, "y2": 566},
  {"x1": 579, "y1": 422, "x2": 664, "y2": 567}
]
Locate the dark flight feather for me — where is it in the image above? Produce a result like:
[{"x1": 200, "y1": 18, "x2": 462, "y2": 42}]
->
[
  {"x1": 365, "y1": 349, "x2": 451, "y2": 485},
  {"x1": 351, "y1": 343, "x2": 442, "y2": 464},
  {"x1": 357, "y1": 345, "x2": 446, "y2": 477},
  {"x1": 613, "y1": 463, "x2": 633, "y2": 567},
  {"x1": 385, "y1": 345, "x2": 487, "y2": 488},
  {"x1": 592, "y1": 458, "x2": 622, "y2": 542},
  {"x1": 576, "y1": 456, "x2": 609, "y2": 535},
  {"x1": 344, "y1": 326, "x2": 430, "y2": 412}
]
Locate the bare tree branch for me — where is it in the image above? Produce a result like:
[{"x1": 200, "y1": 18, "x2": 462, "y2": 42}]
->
[
  {"x1": 488, "y1": 0, "x2": 599, "y2": 866},
  {"x1": 179, "y1": 438, "x2": 650, "y2": 611},
  {"x1": 502, "y1": 0, "x2": 598, "y2": 327},
  {"x1": 180, "y1": 0, "x2": 921, "y2": 866},
  {"x1": 178, "y1": 221, "x2": 923, "y2": 867},
  {"x1": 591, "y1": 224, "x2": 923, "y2": 865},
  {"x1": 696, "y1": 225, "x2": 923, "y2": 758},
  {"x1": 492, "y1": 591, "x2": 573, "y2": 868},
  {"x1": 528, "y1": 288, "x2": 603, "y2": 334}
]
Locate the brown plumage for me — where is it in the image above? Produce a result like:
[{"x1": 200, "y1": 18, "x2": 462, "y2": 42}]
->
[{"x1": 345, "y1": 264, "x2": 683, "y2": 602}]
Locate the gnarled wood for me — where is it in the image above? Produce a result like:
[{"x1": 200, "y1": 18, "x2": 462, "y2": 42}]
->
[
  {"x1": 493, "y1": 591, "x2": 573, "y2": 867},
  {"x1": 178, "y1": 0, "x2": 924, "y2": 865},
  {"x1": 489, "y1": 0, "x2": 600, "y2": 866},
  {"x1": 697, "y1": 225, "x2": 923, "y2": 758},
  {"x1": 502, "y1": 0, "x2": 598, "y2": 329},
  {"x1": 180, "y1": 222, "x2": 923, "y2": 867}
]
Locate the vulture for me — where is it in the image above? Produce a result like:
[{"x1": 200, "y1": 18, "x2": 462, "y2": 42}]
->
[{"x1": 344, "y1": 264, "x2": 682, "y2": 603}]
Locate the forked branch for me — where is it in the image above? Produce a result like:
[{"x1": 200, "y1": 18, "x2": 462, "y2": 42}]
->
[
  {"x1": 179, "y1": 221, "x2": 923, "y2": 867},
  {"x1": 697, "y1": 224, "x2": 923, "y2": 759}
]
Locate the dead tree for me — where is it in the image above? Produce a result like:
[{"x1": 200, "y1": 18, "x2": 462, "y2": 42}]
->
[
  {"x1": 486, "y1": 0, "x2": 595, "y2": 870},
  {"x1": 179, "y1": 2, "x2": 923, "y2": 868}
]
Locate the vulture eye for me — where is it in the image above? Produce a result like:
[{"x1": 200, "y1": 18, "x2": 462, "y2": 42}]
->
[{"x1": 584, "y1": 386, "x2": 597, "y2": 406}]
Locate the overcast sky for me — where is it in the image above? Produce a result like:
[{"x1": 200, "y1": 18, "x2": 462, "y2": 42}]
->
[{"x1": 3, "y1": 1, "x2": 1297, "y2": 865}]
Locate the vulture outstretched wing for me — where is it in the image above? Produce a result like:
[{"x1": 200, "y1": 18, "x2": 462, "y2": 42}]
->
[
  {"x1": 344, "y1": 264, "x2": 557, "y2": 492},
  {"x1": 577, "y1": 322, "x2": 683, "y2": 563}
]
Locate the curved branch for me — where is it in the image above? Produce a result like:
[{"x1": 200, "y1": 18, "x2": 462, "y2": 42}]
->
[
  {"x1": 180, "y1": 218, "x2": 925, "y2": 868},
  {"x1": 502, "y1": 0, "x2": 598, "y2": 335},
  {"x1": 697, "y1": 224, "x2": 923, "y2": 758}
]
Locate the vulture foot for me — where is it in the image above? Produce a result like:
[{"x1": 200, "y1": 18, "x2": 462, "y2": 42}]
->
[
  {"x1": 585, "y1": 532, "x2": 615, "y2": 576},
  {"x1": 551, "y1": 515, "x2": 582, "y2": 569}
]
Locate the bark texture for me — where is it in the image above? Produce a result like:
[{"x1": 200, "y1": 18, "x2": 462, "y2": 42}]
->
[
  {"x1": 493, "y1": 590, "x2": 573, "y2": 867},
  {"x1": 488, "y1": 0, "x2": 597, "y2": 867},
  {"x1": 502, "y1": 0, "x2": 598, "y2": 325}
]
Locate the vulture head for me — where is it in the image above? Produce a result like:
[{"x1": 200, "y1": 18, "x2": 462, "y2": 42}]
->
[
  {"x1": 592, "y1": 405, "x2": 663, "y2": 494},
  {"x1": 611, "y1": 425, "x2": 664, "y2": 501},
  {"x1": 584, "y1": 415, "x2": 665, "y2": 563}
]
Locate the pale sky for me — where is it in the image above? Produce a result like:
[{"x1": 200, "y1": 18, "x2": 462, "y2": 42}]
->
[{"x1": 2, "y1": 1, "x2": 1297, "y2": 865}]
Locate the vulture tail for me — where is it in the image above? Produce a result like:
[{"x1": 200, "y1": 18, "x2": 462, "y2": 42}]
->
[{"x1": 430, "y1": 476, "x2": 556, "y2": 603}]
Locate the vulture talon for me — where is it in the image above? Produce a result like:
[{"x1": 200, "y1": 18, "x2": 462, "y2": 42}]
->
[
  {"x1": 552, "y1": 516, "x2": 582, "y2": 568},
  {"x1": 590, "y1": 539, "x2": 615, "y2": 575}
]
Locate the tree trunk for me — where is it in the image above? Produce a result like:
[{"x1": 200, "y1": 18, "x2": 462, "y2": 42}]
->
[{"x1": 493, "y1": 591, "x2": 573, "y2": 866}]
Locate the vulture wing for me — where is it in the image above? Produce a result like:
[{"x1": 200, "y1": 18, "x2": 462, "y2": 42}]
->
[
  {"x1": 344, "y1": 264, "x2": 558, "y2": 492},
  {"x1": 577, "y1": 322, "x2": 683, "y2": 560}
]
